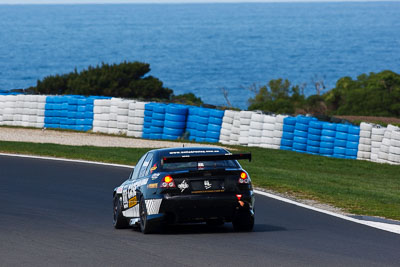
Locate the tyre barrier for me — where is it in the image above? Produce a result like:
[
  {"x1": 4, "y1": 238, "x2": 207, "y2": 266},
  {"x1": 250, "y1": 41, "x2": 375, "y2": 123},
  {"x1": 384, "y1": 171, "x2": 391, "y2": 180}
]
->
[{"x1": 1, "y1": 94, "x2": 400, "y2": 166}]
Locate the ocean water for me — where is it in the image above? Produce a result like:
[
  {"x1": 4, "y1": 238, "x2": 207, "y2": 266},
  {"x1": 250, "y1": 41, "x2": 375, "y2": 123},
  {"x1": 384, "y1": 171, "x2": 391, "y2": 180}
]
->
[{"x1": 0, "y1": 2, "x2": 399, "y2": 108}]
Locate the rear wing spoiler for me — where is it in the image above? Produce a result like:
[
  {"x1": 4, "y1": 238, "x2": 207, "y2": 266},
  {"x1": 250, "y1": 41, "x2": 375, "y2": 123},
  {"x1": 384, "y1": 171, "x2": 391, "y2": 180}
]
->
[{"x1": 162, "y1": 153, "x2": 251, "y2": 164}]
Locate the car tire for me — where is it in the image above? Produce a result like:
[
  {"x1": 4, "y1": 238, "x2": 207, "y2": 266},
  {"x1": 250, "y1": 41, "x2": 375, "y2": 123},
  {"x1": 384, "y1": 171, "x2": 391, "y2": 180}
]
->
[
  {"x1": 139, "y1": 197, "x2": 158, "y2": 234},
  {"x1": 232, "y1": 210, "x2": 254, "y2": 232},
  {"x1": 113, "y1": 196, "x2": 129, "y2": 229}
]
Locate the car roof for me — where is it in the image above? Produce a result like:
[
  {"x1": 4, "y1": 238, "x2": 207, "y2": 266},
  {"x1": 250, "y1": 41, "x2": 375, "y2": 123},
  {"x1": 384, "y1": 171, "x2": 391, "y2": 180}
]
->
[{"x1": 149, "y1": 147, "x2": 229, "y2": 157}]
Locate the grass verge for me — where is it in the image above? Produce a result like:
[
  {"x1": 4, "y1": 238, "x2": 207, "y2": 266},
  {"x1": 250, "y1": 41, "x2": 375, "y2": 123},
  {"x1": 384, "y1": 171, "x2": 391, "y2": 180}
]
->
[{"x1": 1, "y1": 140, "x2": 399, "y2": 220}]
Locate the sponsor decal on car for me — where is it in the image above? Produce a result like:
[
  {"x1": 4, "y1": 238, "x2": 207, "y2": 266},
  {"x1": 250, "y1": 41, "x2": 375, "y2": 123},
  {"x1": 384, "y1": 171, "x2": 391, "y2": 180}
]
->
[
  {"x1": 192, "y1": 189, "x2": 225, "y2": 194},
  {"x1": 151, "y1": 173, "x2": 161, "y2": 179},
  {"x1": 147, "y1": 183, "x2": 158, "y2": 189},
  {"x1": 204, "y1": 180, "x2": 212, "y2": 189},
  {"x1": 150, "y1": 163, "x2": 157, "y2": 173},
  {"x1": 178, "y1": 180, "x2": 189, "y2": 192},
  {"x1": 128, "y1": 196, "x2": 137, "y2": 208}
]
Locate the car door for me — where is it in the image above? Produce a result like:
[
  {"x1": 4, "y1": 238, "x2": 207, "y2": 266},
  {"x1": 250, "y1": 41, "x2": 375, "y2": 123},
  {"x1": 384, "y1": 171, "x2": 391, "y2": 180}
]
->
[{"x1": 122, "y1": 153, "x2": 147, "y2": 210}]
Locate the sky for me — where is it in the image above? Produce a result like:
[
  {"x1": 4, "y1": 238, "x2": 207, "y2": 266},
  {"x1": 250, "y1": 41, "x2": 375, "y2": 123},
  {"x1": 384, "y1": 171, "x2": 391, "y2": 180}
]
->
[{"x1": 0, "y1": 0, "x2": 394, "y2": 4}]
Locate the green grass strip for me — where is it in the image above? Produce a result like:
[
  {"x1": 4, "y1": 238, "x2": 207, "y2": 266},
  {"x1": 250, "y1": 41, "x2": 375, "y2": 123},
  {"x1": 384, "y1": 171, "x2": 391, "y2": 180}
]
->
[{"x1": 1, "y1": 140, "x2": 399, "y2": 220}]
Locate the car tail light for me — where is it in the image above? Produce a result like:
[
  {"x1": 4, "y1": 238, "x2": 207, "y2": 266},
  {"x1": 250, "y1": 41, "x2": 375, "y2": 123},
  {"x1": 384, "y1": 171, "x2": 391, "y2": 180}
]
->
[
  {"x1": 238, "y1": 172, "x2": 250, "y2": 184},
  {"x1": 160, "y1": 175, "x2": 176, "y2": 188}
]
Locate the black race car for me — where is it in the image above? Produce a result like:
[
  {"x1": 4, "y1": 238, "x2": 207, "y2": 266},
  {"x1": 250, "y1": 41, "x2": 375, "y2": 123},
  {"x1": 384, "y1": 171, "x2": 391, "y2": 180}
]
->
[{"x1": 113, "y1": 147, "x2": 254, "y2": 233}]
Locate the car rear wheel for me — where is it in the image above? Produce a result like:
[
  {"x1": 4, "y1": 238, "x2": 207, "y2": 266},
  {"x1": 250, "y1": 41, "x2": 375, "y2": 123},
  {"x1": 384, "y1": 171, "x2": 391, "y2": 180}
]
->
[
  {"x1": 113, "y1": 195, "x2": 129, "y2": 229},
  {"x1": 139, "y1": 197, "x2": 158, "y2": 234},
  {"x1": 232, "y1": 211, "x2": 254, "y2": 232}
]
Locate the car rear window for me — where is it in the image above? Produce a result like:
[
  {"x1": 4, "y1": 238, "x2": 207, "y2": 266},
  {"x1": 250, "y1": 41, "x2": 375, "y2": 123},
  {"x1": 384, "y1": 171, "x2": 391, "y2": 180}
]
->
[{"x1": 160, "y1": 149, "x2": 239, "y2": 171}]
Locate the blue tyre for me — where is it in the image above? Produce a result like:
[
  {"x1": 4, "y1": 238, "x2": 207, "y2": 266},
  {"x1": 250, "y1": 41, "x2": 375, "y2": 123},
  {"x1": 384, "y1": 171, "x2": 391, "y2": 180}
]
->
[
  {"x1": 321, "y1": 129, "x2": 336, "y2": 137},
  {"x1": 345, "y1": 149, "x2": 358, "y2": 157},
  {"x1": 284, "y1": 117, "x2": 296, "y2": 125},
  {"x1": 320, "y1": 141, "x2": 334, "y2": 148},
  {"x1": 334, "y1": 139, "x2": 347, "y2": 147},
  {"x1": 152, "y1": 112, "x2": 165, "y2": 120},
  {"x1": 346, "y1": 141, "x2": 359, "y2": 149},
  {"x1": 335, "y1": 132, "x2": 348, "y2": 140},
  {"x1": 321, "y1": 135, "x2": 335, "y2": 142},
  {"x1": 209, "y1": 116, "x2": 223, "y2": 125},
  {"x1": 307, "y1": 145, "x2": 320, "y2": 153},
  {"x1": 198, "y1": 108, "x2": 210, "y2": 118},
  {"x1": 164, "y1": 120, "x2": 185, "y2": 129},
  {"x1": 196, "y1": 130, "x2": 206, "y2": 138},
  {"x1": 293, "y1": 136, "x2": 307, "y2": 144},
  {"x1": 308, "y1": 127, "x2": 322, "y2": 135},
  {"x1": 322, "y1": 123, "x2": 336, "y2": 130},
  {"x1": 348, "y1": 126, "x2": 360, "y2": 135},
  {"x1": 207, "y1": 124, "x2": 221, "y2": 132},
  {"x1": 334, "y1": 147, "x2": 346, "y2": 155},
  {"x1": 283, "y1": 124, "x2": 295, "y2": 132},
  {"x1": 294, "y1": 130, "x2": 308, "y2": 138},
  {"x1": 293, "y1": 142, "x2": 307, "y2": 151},
  {"x1": 281, "y1": 139, "x2": 293, "y2": 147},
  {"x1": 165, "y1": 113, "x2": 186, "y2": 122},
  {"x1": 144, "y1": 110, "x2": 153, "y2": 117},
  {"x1": 319, "y1": 147, "x2": 333, "y2": 155},
  {"x1": 166, "y1": 105, "x2": 188, "y2": 115},
  {"x1": 336, "y1": 124, "x2": 349, "y2": 133},
  {"x1": 206, "y1": 131, "x2": 220, "y2": 139},
  {"x1": 196, "y1": 123, "x2": 208, "y2": 131},
  {"x1": 308, "y1": 134, "x2": 321, "y2": 141},
  {"x1": 307, "y1": 139, "x2": 320, "y2": 147},
  {"x1": 163, "y1": 127, "x2": 184, "y2": 136},
  {"x1": 282, "y1": 132, "x2": 294, "y2": 140},
  {"x1": 152, "y1": 119, "x2": 164, "y2": 127},
  {"x1": 295, "y1": 123, "x2": 308, "y2": 131},
  {"x1": 347, "y1": 134, "x2": 360, "y2": 142},
  {"x1": 309, "y1": 121, "x2": 323, "y2": 129},
  {"x1": 209, "y1": 109, "x2": 225, "y2": 118},
  {"x1": 280, "y1": 145, "x2": 293, "y2": 151},
  {"x1": 153, "y1": 105, "x2": 166, "y2": 113},
  {"x1": 144, "y1": 117, "x2": 152, "y2": 123},
  {"x1": 149, "y1": 133, "x2": 162, "y2": 140}
]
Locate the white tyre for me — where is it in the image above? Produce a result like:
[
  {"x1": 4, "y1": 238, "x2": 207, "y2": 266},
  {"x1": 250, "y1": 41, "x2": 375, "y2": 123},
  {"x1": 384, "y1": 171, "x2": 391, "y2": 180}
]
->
[
  {"x1": 359, "y1": 137, "x2": 371, "y2": 145},
  {"x1": 390, "y1": 139, "x2": 400, "y2": 147},
  {"x1": 219, "y1": 135, "x2": 230, "y2": 142},
  {"x1": 128, "y1": 102, "x2": 136, "y2": 110},
  {"x1": 263, "y1": 115, "x2": 276, "y2": 124},
  {"x1": 238, "y1": 137, "x2": 249, "y2": 145},
  {"x1": 36, "y1": 117, "x2": 44, "y2": 123},
  {"x1": 275, "y1": 115, "x2": 286, "y2": 123},
  {"x1": 118, "y1": 101, "x2": 130, "y2": 109},
  {"x1": 274, "y1": 130, "x2": 283, "y2": 138},
  {"x1": 224, "y1": 110, "x2": 236, "y2": 118},
  {"x1": 133, "y1": 110, "x2": 145, "y2": 117},
  {"x1": 249, "y1": 129, "x2": 262, "y2": 137},
  {"x1": 101, "y1": 107, "x2": 111, "y2": 113},
  {"x1": 357, "y1": 151, "x2": 371, "y2": 159},
  {"x1": 117, "y1": 123, "x2": 128, "y2": 130},
  {"x1": 220, "y1": 128, "x2": 231, "y2": 136},
  {"x1": 128, "y1": 124, "x2": 143, "y2": 131},
  {"x1": 240, "y1": 118, "x2": 251, "y2": 125},
  {"x1": 109, "y1": 113, "x2": 117, "y2": 121},
  {"x1": 251, "y1": 113, "x2": 264, "y2": 122},
  {"x1": 378, "y1": 152, "x2": 389, "y2": 160},
  {"x1": 261, "y1": 136, "x2": 274, "y2": 144},
  {"x1": 108, "y1": 121, "x2": 117, "y2": 128},
  {"x1": 389, "y1": 146, "x2": 400, "y2": 155},
  {"x1": 273, "y1": 137, "x2": 282, "y2": 145},
  {"x1": 371, "y1": 147, "x2": 380, "y2": 154},
  {"x1": 380, "y1": 144, "x2": 389, "y2": 153},
  {"x1": 99, "y1": 121, "x2": 108, "y2": 127},
  {"x1": 371, "y1": 135, "x2": 383, "y2": 142},
  {"x1": 371, "y1": 127, "x2": 385, "y2": 135},
  {"x1": 221, "y1": 122, "x2": 232, "y2": 130},
  {"x1": 360, "y1": 122, "x2": 373, "y2": 131},
  {"x1": 359, "y1": 130, "x2": 371, "y2": 138},
  {"x1": 388, "y1": 153, "x2": 400, "y2": 163},
  {"x1": 382, "y1": 138, "x2": 391, "y2": 146},
  {"x1": 263, "y1": 122, "x2": 275, "y2": 131},
  {"x1": 239, "y1": 111, "x2": 253, "y2": 119},
  {"x1": 117, "y1": 115, "x2": 128, "y2": 123},
  {"x1": 37, "y1": 110, "x2": 45, "y2": 116},
  {"x1": 248, "y1": 136, "x2": 261, "y2": 144},
  {"x1": 391, "y1": 131, "x2": 400, "y2": 141},
  {"x1": 262, "y1": 129, "x2": 274, "y2": 138},
  {"x1": 274, "y1": 122, "x2": 283, "y2": 131},
  {"x1": 240, "y1": 131, "x2": 249, "y2": 137},
  {"x1": 387, "y1": 124, "x2": 399, "y2": 131},
  {"x1": 358, "y1": 144, "x2": 371, "y2": 152},
  {"x1": 222, "y1": 116, "x2": 234, "y2": 124},
  {"x1": 129, "y1": 117, "x2": 144, "y2": 125},
  {"x1": 231, "y1": 127, "x2": 240, "y2": 135},
  {"x1": 110, "y1": 106, "x2": 118, "y2": 114},
  {"x1": 117, "y1": 108, "x2": 129, "y2": 116},
  {"x1": 249, "y1": 121, "x2": 263, "y2": 130},
  {"x1": 134, "y1": 102, "x2": 146, "y2": 110},
  {"x1": 240, "y1": 125, "x2": 250, "y2": 131}
]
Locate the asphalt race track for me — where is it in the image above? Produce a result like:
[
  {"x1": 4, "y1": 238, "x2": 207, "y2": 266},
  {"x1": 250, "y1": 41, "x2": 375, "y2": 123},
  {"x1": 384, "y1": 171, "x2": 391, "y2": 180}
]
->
[{"x1": 1, "y1": 155, "x2": 399, "y2": 266}]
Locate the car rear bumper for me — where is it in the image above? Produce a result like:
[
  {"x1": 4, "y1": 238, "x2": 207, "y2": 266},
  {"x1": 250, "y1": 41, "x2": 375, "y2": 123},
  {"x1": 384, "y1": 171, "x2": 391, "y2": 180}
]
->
[{"x1": 153, "y1": 192, "x2": 254, "y2": 224}]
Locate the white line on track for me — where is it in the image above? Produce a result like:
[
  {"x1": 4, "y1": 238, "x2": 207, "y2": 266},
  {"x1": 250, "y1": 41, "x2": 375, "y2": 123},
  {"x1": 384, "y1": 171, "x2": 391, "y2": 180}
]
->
[{"x1": 1, "y1": 152, "x2": 399, "y2": 235}]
